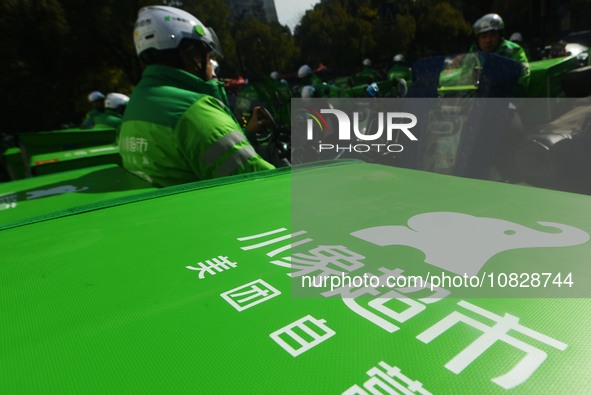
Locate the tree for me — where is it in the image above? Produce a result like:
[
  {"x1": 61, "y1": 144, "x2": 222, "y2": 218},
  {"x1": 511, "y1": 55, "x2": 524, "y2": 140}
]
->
[
  {"x1": 414, "y1": 1, "x2": 472, "y2": 56},
  {"x1": 0, "y1": 0, "x2": 236, "y2": 132},
  {"x1": 374, "y1": 13, "x2": 417, "y2": 64},
  {"x1": 0, "y1": 0, "x2": 76, "y2": 132},
  {"x1": 295, "y1": 0, "x2": 377, "y2": 73},
  {"x1": 234, "y1": 19, "x2": 300, "y2": 78}
]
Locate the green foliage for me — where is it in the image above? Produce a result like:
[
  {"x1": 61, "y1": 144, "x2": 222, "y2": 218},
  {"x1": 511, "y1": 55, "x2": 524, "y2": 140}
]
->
[
  {"x1": 373, "y1": 13, "x2": 417, "y2": 62},
  {"x1": 295, "y1": 0, "x2": 470, "y2": 71},
  {"x1": 233, "y1": 19, "x2": 300, "y2": 78},
  {"x1": 415, "y1": 2, "x2": 472, "y2": 56},
  {"x1": 295, "y1": 1, "x2": 377, "y2": 72},
  {"x1": 0, "y1": 0, "x2": 72, "y2": 132}
]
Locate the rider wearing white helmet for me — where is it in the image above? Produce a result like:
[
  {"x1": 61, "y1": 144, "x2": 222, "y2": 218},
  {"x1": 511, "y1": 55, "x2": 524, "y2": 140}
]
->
[
  {"x1": 509, "y1": 32, "x2": 523, "y2": 44},
  {"x1": 105, "y1": 93, "x2": 130, "y2": 111},
  {"x1": 470, "y1": 13, "x2": 529, "y2": 88},
  {"x1": 88, "y1": 91, "x2": 105, "y2": 103},
  {"x1": 387, "y1": 53, "x2": 412, "y2": 85},
  {"x1": 120, "y1": 6, "x2": 273, "y2": 187},
  {"x1": 358, "y1": 58, "x2": 380, "y2": 82},
  {"x1": 393, "y1": 54, "x2": 406, "y2": 64},
  {"x1": 297, "y1": 64, "x2": 313, "y2": 79},
  {"x1": 80, "y1": 91, "x2": 105, "y2": 129},
  {"x1": 93, "y1": 93, "x2": 130, "y2": 133},
  {"x1": 301, "y1": 85, "x2": 316, "y2": 99},
  {"x1": 297, "y1": 64, "x2": 332, "y2": 98}
]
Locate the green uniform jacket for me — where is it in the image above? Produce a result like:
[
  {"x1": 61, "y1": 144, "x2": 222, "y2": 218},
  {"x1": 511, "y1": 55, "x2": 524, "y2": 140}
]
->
[
  {"x1": 80, "y1": 108, "x2": 104, "y2": 129},
  {"x1": 387, "y1": 64, "x2": 412, "y2": 82},
  {"x1": 470, "y1": 38, "x2": 530, "y2": 89},
  {"x1": 93, "y1": 109, "x2": 123, "y2": 131},
  {"x1": 120, "y1": 65, "x2": 274, "y2": 187},
  {"x1": 357, "y1": 66, "x2": 381, "y2": 83}
]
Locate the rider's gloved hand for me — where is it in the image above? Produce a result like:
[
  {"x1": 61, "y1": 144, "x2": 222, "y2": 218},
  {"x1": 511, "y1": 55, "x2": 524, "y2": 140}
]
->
[{"x1": 245, "y1": 106, "x2": 274, "y2": 135}]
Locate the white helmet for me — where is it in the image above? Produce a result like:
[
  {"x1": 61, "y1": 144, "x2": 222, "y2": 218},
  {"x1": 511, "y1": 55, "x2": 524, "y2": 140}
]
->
[
  {"x1": 393, "y1": 54, "x2": 405, "y2": 63},
  {"x1": 509, "y1": 32, "x2": 523, "y2": 43},
  {"x1": 473, "y1": 13, "x2": 504, "y2": 36},
  {"x1": 105, "y1": 93, "x2": 130, "y2": 110},
  {"x1": 88, "y1": 91, "x2": 105, "y2": 103},
  {"x1": 133, "y1": 6, "x2": 222, "y2": 58},
  {"x1": 301, "y1": 85, "x2": 316, "y2": 98},
  {"x1": 298, "y1": 64, "x2": 312, "y2": 78},
  {"x1": 270, "y1": 71, "x2": 280, "y2": 80},
  {"x1": 362, "y1": 58, "x2": 372, "y2": 67}
]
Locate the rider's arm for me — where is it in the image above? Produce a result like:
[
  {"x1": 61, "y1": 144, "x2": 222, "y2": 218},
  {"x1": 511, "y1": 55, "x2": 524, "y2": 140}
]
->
[{"x1": 176, "y1": 96, "x2": 275, "y2": 180}]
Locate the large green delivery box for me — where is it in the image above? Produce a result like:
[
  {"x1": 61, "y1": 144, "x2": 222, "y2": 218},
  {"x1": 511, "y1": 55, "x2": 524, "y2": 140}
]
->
[{"x1": 1, "y1": 161, "x2": 590, "y2": 394}]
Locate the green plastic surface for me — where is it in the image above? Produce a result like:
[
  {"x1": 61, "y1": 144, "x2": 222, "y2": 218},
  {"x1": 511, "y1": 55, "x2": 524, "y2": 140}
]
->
[
  {"x1": 0, "y1": 164, "x2": 155, "y2": 226},
  {"x1": 30, "y1": 145, "x2": 121, "y2": 176},
  {"x1": 1, "y1": 161, "x2": 590, "y2": 394},
  {"x1": 17, "y1": 127, "x2": 117, "y2": 156},
  {"x1": 527, "y1": 56, "x2": 581, "y2": 99}
]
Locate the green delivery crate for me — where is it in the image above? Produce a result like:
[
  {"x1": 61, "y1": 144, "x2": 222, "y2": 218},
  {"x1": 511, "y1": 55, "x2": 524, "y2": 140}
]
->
[
  {"x1": 30, "y1": 144, "x2": 121, "y2": 176},
  {"x1": 527, "y1": 56, "x2": 582, "y2": 99},
  {"x1": 523, "y1": 55, "x2": 585, "y2": 125},
  {"x1": 0, "y1": 164, "x2": 155, "y2": 226},
  {"x1": 17, "y1": 127, "x2": 117, "y2": 156},
  {"x1": 2, "y1": 146, "x2": 30, "y2": 180},
  {"x1": 1, "y1": 161, "x2": 590, "y2": 394}
]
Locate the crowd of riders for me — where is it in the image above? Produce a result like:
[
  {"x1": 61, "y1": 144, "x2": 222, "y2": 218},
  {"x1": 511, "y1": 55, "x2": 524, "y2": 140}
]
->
[{"x1": 63, "y1": 8, "x2": 588, "y2": 188}]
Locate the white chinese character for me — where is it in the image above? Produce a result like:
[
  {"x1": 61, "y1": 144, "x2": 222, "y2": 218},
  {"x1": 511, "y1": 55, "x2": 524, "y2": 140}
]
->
[
  {"x1": 343, "y1": 361, "x2": 432, "y2": 395},
  {"x1": 416, "y1": 300, "x2": 568, "y2": 389},
  {"x1": 221, "y1": 279, "x2": 281, "y2": 312},
  {"x1": 271, "y1": 245, "x2": 365, "y2": 278},
  {"x1": 238, "y1": 228, "x2": 313, "y2": 257},
  {"x1": 126, "y1": 137, "x2": 137, "y2": 152},
  {"x1": 186, "y1": 256, "x2": 238, "y2": 279},
  {"x1": 322, "y1": 268, "x2": 426, "y2": 333},
  {"x1": 270, "y1": 315, "x2": 335, "y2": 357},
  {"x1": 136, "y1": 137, "x2": 149, "y2": 153}
]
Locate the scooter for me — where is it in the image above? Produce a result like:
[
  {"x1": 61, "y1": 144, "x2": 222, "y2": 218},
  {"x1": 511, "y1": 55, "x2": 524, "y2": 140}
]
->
[{"x1": 406, "y1": 51, "x2": 591, "y2": 195}]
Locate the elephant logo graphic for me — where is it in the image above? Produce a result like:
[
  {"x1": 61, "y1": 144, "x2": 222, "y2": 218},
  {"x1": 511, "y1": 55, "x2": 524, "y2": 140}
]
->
[
  {"x1": 351, "y1": 212, "x2": 589, "y2": 276},
  {"x1": 26, "y1": 185, "x2": 89, "y2": 200}
]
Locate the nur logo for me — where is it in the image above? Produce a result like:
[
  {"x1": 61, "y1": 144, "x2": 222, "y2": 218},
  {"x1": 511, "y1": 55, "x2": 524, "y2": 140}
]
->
[{"x1": 305, "y1": 108, "x2": 418, "y2": 154}]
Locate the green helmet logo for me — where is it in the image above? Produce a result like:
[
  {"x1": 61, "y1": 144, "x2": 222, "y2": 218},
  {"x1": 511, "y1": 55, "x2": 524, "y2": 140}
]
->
[{"x1": 194, "y1": 25, "x2": 205, "y2": 37}]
